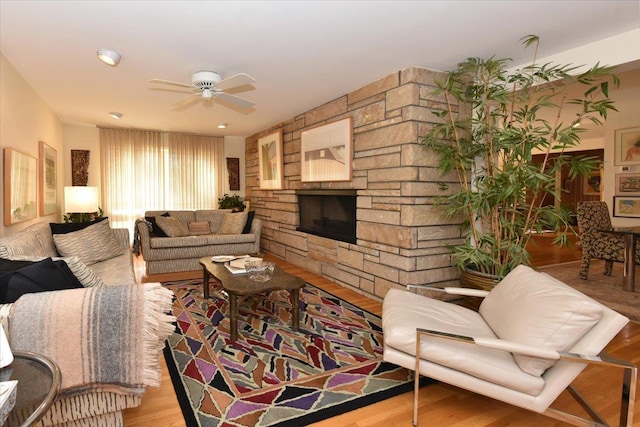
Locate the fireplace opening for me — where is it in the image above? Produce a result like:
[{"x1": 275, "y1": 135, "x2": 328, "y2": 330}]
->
[{"x1": 296, "y1": 190, "x2": 356, "y2": 244}]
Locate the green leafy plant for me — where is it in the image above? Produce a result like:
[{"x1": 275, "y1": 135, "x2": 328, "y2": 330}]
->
[
  {"x1": 422, "y1": 35, "x2": 619, "y2": 278},
  {"x1": 218, "y1": 193, "x2": 246, "y2": 211},
  {"x1": 63, "y1": 207, "x2": 104, "y2": 223}
]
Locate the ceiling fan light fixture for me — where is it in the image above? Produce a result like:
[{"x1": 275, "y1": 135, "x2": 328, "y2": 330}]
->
[
  {"x1": 109, "y1": 112, "x2": 123, "y2": 119},
  {"x1": 97, "y1": 49, "x2": 121, "y2": 66}
]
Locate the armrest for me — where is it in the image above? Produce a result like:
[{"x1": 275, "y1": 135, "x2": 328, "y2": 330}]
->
[
  {"x1": 417, "y1": 328, "x2": 560, "y2": 360},
  {"x1": 112, "y1": 227, "x2": 131, "y2": 250},
  {"x1": 417, "y1": 328, "x2": 637, "y2": 369},
  {"x1": 408, "y1": 285, "x2": 489, "y2": 298}
]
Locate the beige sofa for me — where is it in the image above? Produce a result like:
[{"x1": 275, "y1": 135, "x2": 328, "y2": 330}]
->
[
  {"x1": 0, "y1": 221, "x2": 174, "y2": 427},
  {"x1": 136, "y1": 209, "x2": 262, "y2": 275}
]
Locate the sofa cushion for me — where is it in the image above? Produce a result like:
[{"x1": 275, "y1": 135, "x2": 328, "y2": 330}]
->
[
  {"x1": 145, "y1": 213, "x2": 170, "y2": 237},
  {"x1": 149, "y1": 233, "x2": 256, "y2": 249},
  {"x1": 479, "y1": 265, "x2": 603, "y2": 376},
  {"x1": 188, "y1": 221, "x2": 211, "y2": 236},
  {"x1": 50, "y1": 217, "x2": 109, "y2": 235},
  {"x1": 6, "y1": 255, "x2": 105, "y2": 288},
  {"x1": 217, "y1": 212, "x2": 248, "y2": 235},
  {"x1": 155, "y1": 216, "x2": 190, "y2": 237},
  {"x1": 0, "y1": 257, "x2": 84, "y2": 303},
  {"x1": 53, "y1": 220, "x2": 126, "y2": 265}
]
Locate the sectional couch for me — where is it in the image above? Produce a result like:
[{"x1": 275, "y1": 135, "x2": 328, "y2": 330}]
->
[
  {"x1": 0, "y1": 220, "x2": 174, "y2": 427},
  {"x1": 135, "y1": 209, "x2": 262, "y2": 275}
]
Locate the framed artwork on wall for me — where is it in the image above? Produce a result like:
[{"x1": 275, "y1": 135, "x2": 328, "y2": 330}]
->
[
  {"x1": 615, "y1": 173, "x2": 640, "y2": 196},
  {"x1": 226, "y1": 157, "x2": 240, "y2": 191},
  {"x1": 301, "y1": 117, "x2": 353, "y2": 182},
  {"x1": 614, "y1": 126, "x2": 640, "y2": 166},
  {"x1": 4, "y1": 148, "x2": 37, "y2": 225},
  {"x1": 613, "y1": 196, "x2": 640, "y2": 218},
  {"x1": 258, "y1": 130, "x2": 283, "y2": 189},
  {"x1": 39, "y1": 141, "x2": 58, "y2": 215},
  {"x1": 582, "y1": 169, "x2": 601, "y2": 196}
]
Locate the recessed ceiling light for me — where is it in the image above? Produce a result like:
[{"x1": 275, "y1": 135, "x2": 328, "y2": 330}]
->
[
  {"x1": 97, "y1": 49, "x2": 121, "y2": 66},
  {"x1": 218, "y1": 123, "x2": 228, "y2": 129},
  {"x1": 109, "y1": 112, "x2": 123, "y2": 119}
]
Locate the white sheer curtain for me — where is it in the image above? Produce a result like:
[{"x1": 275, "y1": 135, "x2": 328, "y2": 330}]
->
[{"x1": 100, "y1": 128, "x2": 224, "y2": 235}]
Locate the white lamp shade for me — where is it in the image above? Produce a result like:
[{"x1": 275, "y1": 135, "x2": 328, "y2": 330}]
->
[{"x1": 64, "y1": 186, "x2": 99, "y2": 213}]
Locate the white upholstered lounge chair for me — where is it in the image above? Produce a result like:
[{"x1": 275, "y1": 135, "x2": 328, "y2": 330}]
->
[{"x1": 382, "y1": 265, "x2": 637, "y2": 426}]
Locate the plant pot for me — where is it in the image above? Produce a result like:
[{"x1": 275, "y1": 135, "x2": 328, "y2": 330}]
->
[{"x1": 460, "y1": 268, "x2": 500, "y2": 291}]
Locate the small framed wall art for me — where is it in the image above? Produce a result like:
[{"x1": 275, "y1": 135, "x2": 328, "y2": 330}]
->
[
  {"x1": 613, "y1": 196, "x2": 640, "y2": 218},
  {"x1": 614, "y1": 126, "x2": 640, "y2": 166},
  {"x1": 39, "y1": 141, "x2": 58, "y2": 215},
  {"x1": 258, "y1": 130, "x2": 284, "y2": 189},
  {"x1": 301, "y1": 117, "x2": 353, "y2": 182},
  {"x1": 615, "y1": 173, "x2": 640, "y2": 196},
  {"x1": 4, "y1": 148, "x2": 37, "y2": 225}
]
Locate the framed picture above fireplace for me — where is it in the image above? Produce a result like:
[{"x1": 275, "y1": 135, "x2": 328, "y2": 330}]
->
[
  {"x1": 301, "y1": 117, "x2": 353, "y2": 182},
  {"x1": 258, "y1": 130, "x2": 283, "y2": 189}
]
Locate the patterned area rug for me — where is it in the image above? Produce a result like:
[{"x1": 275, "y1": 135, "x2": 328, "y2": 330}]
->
[{"x1": 163, "y1": 279, "x2": 413, "y2": 427}]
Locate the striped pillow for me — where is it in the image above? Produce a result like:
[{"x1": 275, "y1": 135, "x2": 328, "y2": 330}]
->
[
  {"x1": 217, "y1": 212, "x2": 249, "y2": 235},
  {"x1": 53, "y1": 220, "x2": 125, "y2": 265},
  {"x1": 155, "y1": 216, "x2": 189, "y2": 237},
  {"x1": 6, "y1": 255, "x2": 105, "y2": 288},
  {"x1": 188, "y1": 221, "x2": 211, "y2": 236}
]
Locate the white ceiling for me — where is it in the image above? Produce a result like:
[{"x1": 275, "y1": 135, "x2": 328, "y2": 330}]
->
[{"x1": 1, "y1": 1, "x2": 639, "y2": 138}]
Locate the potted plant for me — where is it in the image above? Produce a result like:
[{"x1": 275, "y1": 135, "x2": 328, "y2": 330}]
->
[
  {"x1": 218, "y1": 193, "x2": 246, "y2": 212},
  {"x1": 422, "y1": 35, "x2": 619, "y2": 285}
]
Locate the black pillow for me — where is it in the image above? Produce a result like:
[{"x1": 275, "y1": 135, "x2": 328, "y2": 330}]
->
[
  {"x1": 145, "y1": 212, "x2": 170, "y2": 237},
  {"x1": 0, "y1": 258, "x2": 84, "y2": 304},
  {"x1": 242, "y1": 211, "x2": 256, "y2": 234},
  {"x1": 50, "y1": 216, "x2": 109, "y2": 234}
]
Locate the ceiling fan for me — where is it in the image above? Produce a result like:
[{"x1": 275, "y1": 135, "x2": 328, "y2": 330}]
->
[{"x1": 148, "y1": 70, "x2": 255, "y2": 109}]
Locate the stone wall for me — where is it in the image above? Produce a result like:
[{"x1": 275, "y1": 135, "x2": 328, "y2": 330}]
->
[{"x1": 245, "y1": 67, "x2": 462, "y2": 300}]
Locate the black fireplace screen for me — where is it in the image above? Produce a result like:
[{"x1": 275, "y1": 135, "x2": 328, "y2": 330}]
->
[{"x1": 296, "y1": 190, "x2": 356, "y2": 244}]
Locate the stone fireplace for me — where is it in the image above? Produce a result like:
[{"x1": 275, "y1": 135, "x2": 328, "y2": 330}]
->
[{"x1": 245, "y1": 67, "x2": 462, "y2": 300}]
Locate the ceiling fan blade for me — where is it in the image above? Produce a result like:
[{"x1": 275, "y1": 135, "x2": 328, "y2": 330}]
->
[
  {"x1": 215, "y1": 73, "x2": 256, "y2": 91},
  {"x1": 214, "y1": 92, "x2": 255, "y2": 109},
  {"x1": 172, "y1": 93, "x2": 202, "y2": 108},
  {"x1": 148, "y1": 78, "x2": 193, "y2": 89}
]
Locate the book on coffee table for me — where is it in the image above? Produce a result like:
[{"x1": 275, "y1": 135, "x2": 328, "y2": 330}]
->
[{"x1": 224, "y1": 257, "x2": 262, "y2": 274}]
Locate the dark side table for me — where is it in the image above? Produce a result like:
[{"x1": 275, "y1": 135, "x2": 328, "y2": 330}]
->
[{"x1": 1, "y1": 351, "x2": 60, "y2": 427}]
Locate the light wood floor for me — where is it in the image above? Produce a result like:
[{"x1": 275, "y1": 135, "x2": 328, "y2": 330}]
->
[{"x1": 123, "y1": 242, "x2": 640, "y2": 427}]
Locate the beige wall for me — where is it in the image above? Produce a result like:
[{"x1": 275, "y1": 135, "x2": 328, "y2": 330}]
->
[
  {"x1": 603, "y1": 68, "x2": 640, "y2": 227},
  {"x1": 0, "y1": 53, "x2": 64, "y2": 236}
]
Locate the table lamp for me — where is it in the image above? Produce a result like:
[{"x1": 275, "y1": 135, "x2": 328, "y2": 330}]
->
[{"x1": 64, "y1": 186, "x2": 100, "y2": 223}]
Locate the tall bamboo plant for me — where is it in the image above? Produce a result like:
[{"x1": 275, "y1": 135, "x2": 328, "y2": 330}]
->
[{"x1": 422, "y1": 35, "x2": 619, "y2": 278}]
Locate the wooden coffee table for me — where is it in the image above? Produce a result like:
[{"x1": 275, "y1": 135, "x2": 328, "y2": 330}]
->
[{"x1": 199, "y1": 257, "x2": 306, "y2": 341}]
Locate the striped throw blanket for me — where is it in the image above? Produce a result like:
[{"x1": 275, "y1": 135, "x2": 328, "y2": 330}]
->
[{"x1": 9, "y1": 283, "x2": 175, "y2": 396}]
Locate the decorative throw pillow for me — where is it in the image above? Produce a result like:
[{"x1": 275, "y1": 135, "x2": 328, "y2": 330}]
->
[
  {"x1": 188, "y1": 221, "x2": 211, "y2": 236},
  {"x1": 6, "y1": 255, "x2": 105, "y2": 288},
  {"x1": 217, "y1": 212, "x2": 249, "y2": 235},
  {"x1": 242, "y1": 211, "x2": 256, "y2": 234},
  {"x1": 0, "y1": 257, "x2": 84, "y2": 303},
  {"x1": 479, "y1": 265, "x2": 603, "y2": 377},
  {"x1": 145, "y1": 212, "x2": 170, "y2": 237},
  {"x1": 53, "y1": 219, "x2": 125, "y2": 265},
  {"x1": 49, "y1": 217, "x2": 109, "y2": 235},
  {"x1": 155, "y1": 216, "x2": 190, "y2": 237}
]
